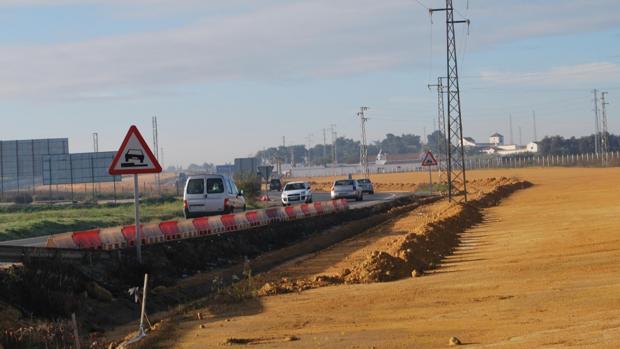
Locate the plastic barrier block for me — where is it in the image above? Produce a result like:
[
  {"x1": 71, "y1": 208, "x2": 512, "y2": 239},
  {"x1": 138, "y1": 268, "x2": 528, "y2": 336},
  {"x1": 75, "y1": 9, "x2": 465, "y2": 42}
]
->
[
  {"x1": 313, "y1": 202, "x2": 324, "y2": 215},
  {"x1": 72, "y1": 229, "x2": 102, "y2": 250},
  {"x1": 299, "y1": 204, "x2": 313, "y2": 217},
  {"x1": 178, "y1": 219, "x2": 199, "y2": 238},
  {"x1": 141, "y1": 224, "x2": 165, "y2": 245},
  {"x1": 221, "y1": 214, "x2": 238, "y2": 231},
  {"x1": 265, "y1": 207, "x2": 282, "y2": 222},
  {"x1": 160, "y1": 221, "x2": 181, "y2": 240},
  {"x1": 46, "y1": 232, "x2": 78, "y2": 249},
  {"x1": 233, "y1": 212, "x2": 250, "y2": 230},
  {"x1": 245, "y1": 211, "x2": 261, "y2": 227},
  {"x1": 99, "y1": 227, "x2": 127, "y2": 250},
  {"x1": 192, "y1": 217, "x2": 211, "y2": 235},
  {"x1": 121, "y1": 225, "x2": 145, "y2": 247},
  {"x1": 283, "y1": 206, "x2": 298, "y2": 220}
]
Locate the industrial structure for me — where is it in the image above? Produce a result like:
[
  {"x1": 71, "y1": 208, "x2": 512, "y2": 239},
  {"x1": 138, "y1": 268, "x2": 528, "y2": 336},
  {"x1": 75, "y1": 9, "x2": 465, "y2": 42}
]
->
[{"x1": 0, "y1": 137, "x2": 121, "y2": 200}]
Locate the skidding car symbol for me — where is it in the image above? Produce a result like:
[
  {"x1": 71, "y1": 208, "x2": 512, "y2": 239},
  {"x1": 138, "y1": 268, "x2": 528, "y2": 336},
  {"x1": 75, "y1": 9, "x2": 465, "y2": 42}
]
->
[{"x1": 121, "y1": 149, "x2": 147, "y2": 167}]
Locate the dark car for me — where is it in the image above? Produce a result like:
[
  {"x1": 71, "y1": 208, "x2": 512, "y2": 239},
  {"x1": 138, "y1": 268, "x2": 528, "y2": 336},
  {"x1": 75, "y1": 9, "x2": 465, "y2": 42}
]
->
[
  {"x1": 269, "y1": 178, "x2": 282, "y2": 191},
  {"x1": 125, "y1": 149, "x2": 145, "y2": 163}
]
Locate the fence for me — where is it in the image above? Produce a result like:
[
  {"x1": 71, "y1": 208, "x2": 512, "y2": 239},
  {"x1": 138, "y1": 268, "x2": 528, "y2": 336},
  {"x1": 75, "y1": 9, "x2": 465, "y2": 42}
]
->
[
  {"x1": 453, "y1": 151, "x2": 620, "y2": 171},
  {"x1": 287, "y1": 151, "x2": 620, "y2": 179}
]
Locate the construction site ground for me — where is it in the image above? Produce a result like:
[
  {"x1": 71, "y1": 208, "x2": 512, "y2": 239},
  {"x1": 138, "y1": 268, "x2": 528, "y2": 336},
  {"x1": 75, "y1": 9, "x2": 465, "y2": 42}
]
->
[{"x1": 151, "y1": 167, "x2": 620, "y2": 348}]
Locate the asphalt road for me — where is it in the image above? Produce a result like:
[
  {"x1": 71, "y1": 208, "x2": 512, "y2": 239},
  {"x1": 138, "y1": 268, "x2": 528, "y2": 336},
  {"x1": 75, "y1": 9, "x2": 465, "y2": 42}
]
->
[{"x1": 0, "y1": 191, "x2": 410, "y2": 248}]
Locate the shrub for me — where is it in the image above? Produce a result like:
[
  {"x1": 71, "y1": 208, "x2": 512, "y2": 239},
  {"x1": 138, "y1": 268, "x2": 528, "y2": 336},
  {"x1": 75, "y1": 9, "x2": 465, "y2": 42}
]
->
[
  {"x1": 13, "y1": 193, "x2": 33, "y2": 204},
  {"x1": 233, "y1": 173, "x2": 261, "y2": 200}
]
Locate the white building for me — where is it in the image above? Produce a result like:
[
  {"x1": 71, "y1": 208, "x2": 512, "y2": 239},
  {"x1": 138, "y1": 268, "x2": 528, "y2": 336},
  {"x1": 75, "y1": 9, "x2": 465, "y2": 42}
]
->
[
  {"x1": 489, "y1": 133, "x2": 504, "y2": 146},
  {"x1": 462, "y1": 137, "x2": 477, "y2": 147},
  {"x1": 483, "y1": 142, "x2": 539, "y2": 155}
]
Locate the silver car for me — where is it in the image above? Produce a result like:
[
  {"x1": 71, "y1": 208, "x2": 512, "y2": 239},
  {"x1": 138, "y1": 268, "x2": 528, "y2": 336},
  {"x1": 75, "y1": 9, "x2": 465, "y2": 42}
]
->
[
  {"x1": 281, "y1": 181, "x2": 313, "y2": 206},
  {"x1": 331, "y1": 179, "x2": 363, "y2": 201},
  {"x1": 357, "y1": 178, "x2": 374, "y2": 194}
]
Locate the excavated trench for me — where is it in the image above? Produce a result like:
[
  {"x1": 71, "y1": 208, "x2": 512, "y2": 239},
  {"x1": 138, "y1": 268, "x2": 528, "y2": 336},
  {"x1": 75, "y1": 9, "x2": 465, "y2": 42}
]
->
[{"x1": 0, "y1": 194, "x2": 434, "y2": 349}]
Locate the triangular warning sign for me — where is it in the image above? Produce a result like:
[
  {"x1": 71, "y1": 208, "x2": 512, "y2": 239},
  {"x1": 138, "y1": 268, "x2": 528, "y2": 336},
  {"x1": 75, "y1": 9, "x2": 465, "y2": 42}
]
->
[
  {"x1": 109, "y1": 125, "x2": 162, "y2": 175},
  {"x1": 421, "y1": 151, "x2": 438, "y2": 166}
]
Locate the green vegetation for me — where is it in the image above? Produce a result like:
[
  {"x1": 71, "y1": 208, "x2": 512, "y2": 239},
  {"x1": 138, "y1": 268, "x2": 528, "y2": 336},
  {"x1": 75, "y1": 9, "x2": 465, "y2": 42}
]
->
[
  {"x1": 0, "y1": 197, "x2": 184, "y2": 241},
  {"x1": 415, "y1": 182, "x2": 449, "y2": 194}
]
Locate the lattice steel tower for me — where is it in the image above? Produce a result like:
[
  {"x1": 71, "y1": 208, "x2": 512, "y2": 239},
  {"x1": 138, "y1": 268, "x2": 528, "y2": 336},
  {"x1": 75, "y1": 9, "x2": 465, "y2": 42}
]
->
[
  {"x1": 593, "y1": 89, "x2": 600, "y2": 155},
  {"x1": 601, "y1": 91, "x2": 609, "y2": 165},
  {"x1": 428, "y1": 77, "x2": 448, "y2": 184},
  {"x1": 430, "y1": 0, "x2": 469, "y2": 202},
  {"x1": 357, "y1": 107, "x2": 370, "y2": 179}
]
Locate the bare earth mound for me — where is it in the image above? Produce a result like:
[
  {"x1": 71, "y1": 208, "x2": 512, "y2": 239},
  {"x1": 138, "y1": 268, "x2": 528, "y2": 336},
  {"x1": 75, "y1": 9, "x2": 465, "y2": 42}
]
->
[{"x1": 152, "y1": 167, "x2": 620, "y2": 348}]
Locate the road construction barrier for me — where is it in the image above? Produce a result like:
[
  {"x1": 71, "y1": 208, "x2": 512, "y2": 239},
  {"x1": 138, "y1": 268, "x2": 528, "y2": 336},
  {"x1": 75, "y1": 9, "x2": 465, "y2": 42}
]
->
[
  {"x1": 72, "y1": 229, "x2": 103, "y2": 250},
  {"x1": 99, "y1": 227, "x2": 127, "y2": 250},
  {"x1": 46, "y1": 199, "x2": 350, "y2": 251},
  {"x1": 46, "y1": 232, "x2": 78, "y2": 249}
]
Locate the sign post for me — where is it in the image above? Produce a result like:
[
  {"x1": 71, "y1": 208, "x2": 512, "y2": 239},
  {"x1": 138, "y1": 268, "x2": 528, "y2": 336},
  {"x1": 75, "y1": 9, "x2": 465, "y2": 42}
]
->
[
  {"x1": 109, "y1": 125, "x2": 162, "y2": 264},
  {"x1": 421, "y1": 151, "x2": 438, "y2": 195}
]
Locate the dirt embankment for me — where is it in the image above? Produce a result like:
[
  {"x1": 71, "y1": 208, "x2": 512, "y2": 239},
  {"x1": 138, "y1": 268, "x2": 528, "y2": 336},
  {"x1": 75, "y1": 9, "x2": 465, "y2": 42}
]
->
[
  {"x1": 254, "y1": 177, "x2": 531, "y2": 295},
  {"x1": 0, "y1": 194, "x2": 423, "y2": 349}
]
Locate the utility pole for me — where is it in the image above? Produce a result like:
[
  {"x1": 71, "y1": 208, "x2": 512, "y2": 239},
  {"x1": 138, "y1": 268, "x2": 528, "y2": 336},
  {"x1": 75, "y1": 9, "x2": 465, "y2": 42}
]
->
[
  {"x1": 160, "y1": 146, "x2": 165, "y2": 169},
  {"x1": 593, "y1": 89, "x2": 600, "y2": 155},
  {"x1": 601, "y1": 91, "x2": 609, "y2": 165},
  {"x1": 92, "y1": 133, "x2": 99, "y2": 153},
  {"x1": 330, "y1": 124, "x2": 338, "y2": 165},
  {"x1": 509, "y1": 114, "x2": 514, "y2": 145},
  {"x1": 428, "y1": 76, "x2": 448, "y2": 184},
  {"x1": 152, "y1": 116, "x2": 161, "y2": 196},
  {"x1": 322, "y1": 128, "x2": 327, "y2": 165},
  {"x1": 532, "y1": 110, "x2": 537, "y2": 142},
  {"x1": 429, "y1": 0, "x2": 470, "y2": 202},
  {"x1": 305, "y1": 134, "x2": 313, "y2": 165},
  {"x1": 357, "y1": 107, "x2": 370, "y2": 179}
]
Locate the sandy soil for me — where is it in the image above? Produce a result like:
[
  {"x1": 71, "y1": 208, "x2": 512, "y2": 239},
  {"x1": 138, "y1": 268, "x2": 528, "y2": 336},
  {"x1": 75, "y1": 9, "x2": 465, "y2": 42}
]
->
[{"x1": 152, "y1": 167, "x2": 620, "y2": 348}]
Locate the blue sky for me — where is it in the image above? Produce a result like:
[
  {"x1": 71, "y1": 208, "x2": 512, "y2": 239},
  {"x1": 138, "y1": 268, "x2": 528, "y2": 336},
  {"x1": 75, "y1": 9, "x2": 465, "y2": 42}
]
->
[{"x1": 0, "y1": 0, "x2": 619, "y2": 166}]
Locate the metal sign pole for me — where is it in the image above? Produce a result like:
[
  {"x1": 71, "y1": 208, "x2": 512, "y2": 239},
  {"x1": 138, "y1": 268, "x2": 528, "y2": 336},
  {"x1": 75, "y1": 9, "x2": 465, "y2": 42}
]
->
[
  {"x1": 133, "y1": 174, "x2": 142, "y2": 263},
  {"x1": 428, "y1": 164, "x2": 433, "y2": 195},
  {"x1": 138, "y1": 273, "x2": 149, "y2": 337}
]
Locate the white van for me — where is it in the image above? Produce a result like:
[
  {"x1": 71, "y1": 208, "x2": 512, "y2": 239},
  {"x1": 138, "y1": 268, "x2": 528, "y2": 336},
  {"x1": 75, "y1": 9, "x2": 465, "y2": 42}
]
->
[{"x1": 183, "y1": 174, "x2": 246, "y2": 218}]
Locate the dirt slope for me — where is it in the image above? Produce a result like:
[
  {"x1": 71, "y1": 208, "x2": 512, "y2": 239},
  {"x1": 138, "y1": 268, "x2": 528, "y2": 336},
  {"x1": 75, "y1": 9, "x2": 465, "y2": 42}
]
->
[{"x1": 155, "y1": 167, "x2": 620, "y2": 348}]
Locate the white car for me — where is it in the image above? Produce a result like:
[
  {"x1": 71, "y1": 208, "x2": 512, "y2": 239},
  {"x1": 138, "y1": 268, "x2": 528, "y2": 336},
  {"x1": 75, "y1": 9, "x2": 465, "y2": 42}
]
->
[
  {"x1": 331, "y1": 179, "x2": 363, "y2": 201},
  {"x1": 281, "y1": 181, "x2": 312, "y2": 206},
  {"x1": 183, "y1": 174, "x2": 246, "y2": 218}
]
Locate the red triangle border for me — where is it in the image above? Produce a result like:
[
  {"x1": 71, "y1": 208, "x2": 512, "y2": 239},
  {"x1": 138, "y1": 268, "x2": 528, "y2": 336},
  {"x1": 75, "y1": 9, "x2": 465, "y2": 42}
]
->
[{"x1": 108, "y1": 125, "x2": 162, "y2": 175}]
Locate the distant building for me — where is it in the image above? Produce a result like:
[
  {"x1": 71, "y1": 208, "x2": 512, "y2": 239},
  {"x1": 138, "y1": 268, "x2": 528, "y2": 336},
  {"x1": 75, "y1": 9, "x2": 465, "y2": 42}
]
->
[
  {"x1": 489, "y1": 133, "x2": 504, "y2": 146},
  {"x1": 215, "y1": 164, "x2": 234, "y2": 177},
  {"x1": 462, "y1": 137, "x2": 477, "y2": 147},
  {"x1": 233, "y1": 157, "x2": 259, "y2": 176},
  {"x1": 483, "y1": 142, "x2": 539, "y2": 155}
]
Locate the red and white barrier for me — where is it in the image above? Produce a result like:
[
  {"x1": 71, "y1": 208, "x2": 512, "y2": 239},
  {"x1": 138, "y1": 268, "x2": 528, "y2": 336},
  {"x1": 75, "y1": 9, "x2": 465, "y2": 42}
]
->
[
  {"x1": 46, "y1": 232, "x2": 78, "y2": 249},
  {"x1": 72, "y1": 229, "x2": 103, "y2": 250},
  {"x1": 46, "y1": 199, "x2": 350, "y2": 250},
  {"x1": 99, "y1": 227, "x2": 126, "y2": 250}
]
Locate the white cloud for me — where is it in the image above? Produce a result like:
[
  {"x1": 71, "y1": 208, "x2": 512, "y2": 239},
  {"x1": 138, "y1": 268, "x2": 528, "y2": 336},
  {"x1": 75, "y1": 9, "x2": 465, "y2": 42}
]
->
[
  {"x1": 0, "y1": 0, "x2": 419, "y2": 99},
  {"x1": 0, "y1": 0, "x2": 618, "y2": 100},
  {"x1": 480, "y1": 62, "x2": 620, "y2": 85}
]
